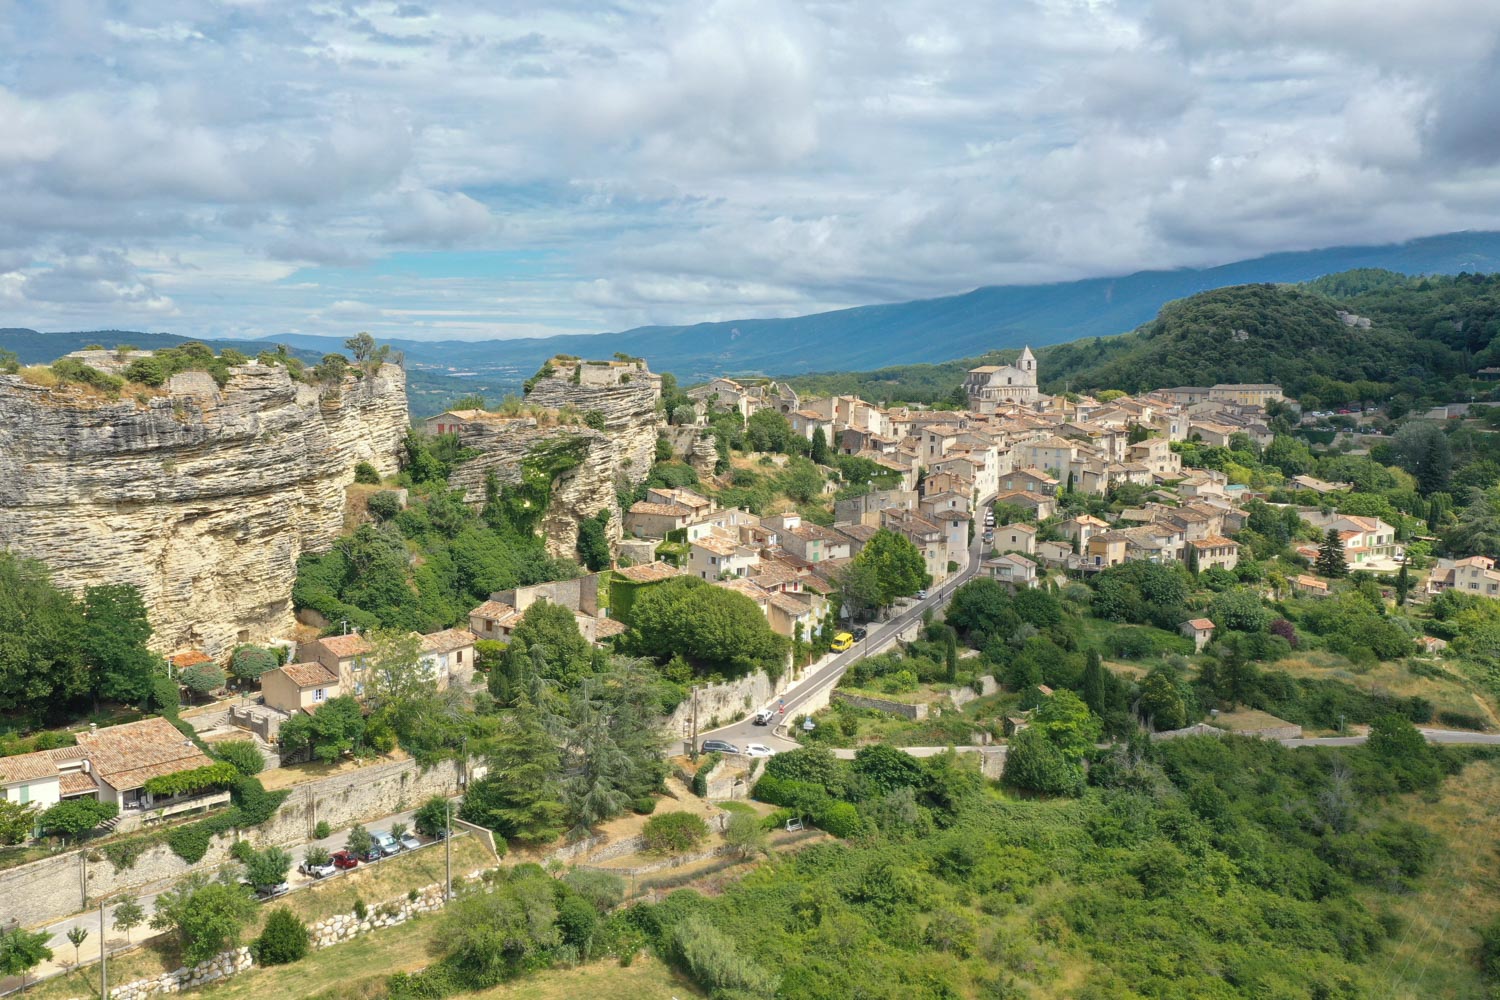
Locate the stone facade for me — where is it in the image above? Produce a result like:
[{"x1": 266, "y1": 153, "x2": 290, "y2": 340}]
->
[
  {"x1": 523, "y1": 358, "x2": 662, "y2": 487},
  {"x1": 0, "y1": 362, "x2": 408, "y2": 654}
]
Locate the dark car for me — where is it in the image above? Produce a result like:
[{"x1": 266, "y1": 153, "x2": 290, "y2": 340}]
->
[
  {"x1": 256, "y1": 882, "x2": 290, "y2": 900},
  {"x1": 852, "y1": 626, "x2": 868, "y2": 641},
  {"x1": 330, "y1": 850, "x2": 359, "y2": 870},
  {"x1": 700, "y1": 739, "x2": 739, "y2": 755},
  {"x1": 360, "y1": 844, "x2": 382, "y2": 863}
]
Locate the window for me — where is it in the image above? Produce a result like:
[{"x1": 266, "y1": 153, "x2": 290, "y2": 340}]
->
[
  {"x1": 456, "y1": 650, "x2": 464, "y2": 664},
  {"x1": 18, "y1": 785, "x2": 29, "y2": 804},
  {"x1": 314, "y1": 688, "x2": 325, "y2": 702},
  {"x1": 355, "y1": 682, "x2": 365, "y2": 696}
]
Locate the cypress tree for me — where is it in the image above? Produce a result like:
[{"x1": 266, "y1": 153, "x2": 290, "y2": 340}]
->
[{"x1": 1081, "y1": 650, "x2": 1106, "y2": 717}]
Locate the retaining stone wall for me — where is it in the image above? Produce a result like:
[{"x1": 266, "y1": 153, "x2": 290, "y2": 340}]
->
[{"x1": 832, "y1": 691, "x2": 929, "y2": 720}]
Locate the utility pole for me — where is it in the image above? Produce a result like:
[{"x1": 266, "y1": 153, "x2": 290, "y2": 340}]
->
[
  {"x1": 444, "y1": 800, "x2": 452, "y2": 901},
  {"x1": 689, "y1": 685, "x2": 699, "y2": 762},
  {"x1": 99, "y1": 900, "x2": 106, "y2": 1000}
]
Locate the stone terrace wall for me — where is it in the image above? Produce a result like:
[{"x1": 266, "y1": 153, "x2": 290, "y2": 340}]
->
[{"x1": 832, "y1": 691, "x2": 929, "y2": 720}]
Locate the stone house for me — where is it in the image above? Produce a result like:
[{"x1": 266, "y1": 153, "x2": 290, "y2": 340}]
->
[
  {"x1": 261, "y1": 661, "x2": 340, "y2": 716},
  {"x1": 1180, "y1": 618, "x2": 1216, "y2": 652},
  {"x1": 766, "y1": 590, "x2": 826, "y2": 639},
  {"x1": 468, "y1": 599, "x2": 523, "y2": 640},
  {"x1": 779, "y1": 521, "x2": 851, "y2": 564},
  {"x1": 75, "y1": 717, "x2": 229, "y2": 817},
  {"x1": 1085, "y1": 531, "x2": 1130, "y2": 569},
  {"x1": 994, "y1": 522, "x2": 1037, "y2": 555},
  {"x1": 303, "y1": 633, "x2": 376, "y2": 700},
  {"x1": 993, "y1": 490, "x2": 1057, "y2": 521},
  {"x1": 689, "y1": 531, "x2": 760, "y2": 581},
  {"x1": 1292, "y1": 574, "x2": 1330, "y2": 597},
  {"x1": 1209, "y1": 384, "x2": 1284, "y2": 406},
  {"x1": 881, "y1": 508, "x2": 952, "y2": 584},
  {"x1": 999, "y1": 467, "x2": 1058, "y2": 496},
  {"x1": 416, "y1": 627, "x2": 479, "y2": 689},
  {"x1": 1188, "y1": 536, "x2": 1240, "y2": 573},
  {"x1": 624, "y1": 500, "x2": 693, "y2": 539}
]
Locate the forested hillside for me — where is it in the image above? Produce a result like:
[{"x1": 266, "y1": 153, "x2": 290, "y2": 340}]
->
[{"x1": 1043, "y1": 272, "x2": 1500, "y2": 406}]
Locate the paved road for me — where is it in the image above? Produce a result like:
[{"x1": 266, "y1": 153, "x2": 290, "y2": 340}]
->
[
  {"x1": 703, "y1": 497, "x2": 994, "y2": 755},
  {"x1": 0, "y1": 798, "x2": 459, "y2": 996},
  {"x1": 1282, "y1": 728, "x2": 1500, "y2": 748}
]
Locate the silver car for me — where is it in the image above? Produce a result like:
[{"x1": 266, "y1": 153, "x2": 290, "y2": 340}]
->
[
  {"x1": 372, "y1": 832, "x2": 401, "y2": 857},
  {"x1": 398, "y1": 831, "x2": 422, "y2": 852}
]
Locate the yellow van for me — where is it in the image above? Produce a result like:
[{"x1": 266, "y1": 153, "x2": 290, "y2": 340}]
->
[{"x1": 830, "y1": 632, "x2": 854, "y2": 652}]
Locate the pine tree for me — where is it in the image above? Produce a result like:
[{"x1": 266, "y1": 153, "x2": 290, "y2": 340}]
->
[
  {"x1": 810, "y1": 427, "x2": 831, "y2": 465},
  {"x1": 460, "y1": 691, "x2": 567, "y2": 842},
  {"x1": 1315, "y1": 528, "x2": 1348, "y2": 578},
  {"x1": 1081, "y1": 651, "x2": 1106, "y2": 717}
]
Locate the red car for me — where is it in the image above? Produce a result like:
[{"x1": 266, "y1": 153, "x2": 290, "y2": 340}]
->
[{"x1": 330, "y1": 850, "x2": 359, "y2": 871}]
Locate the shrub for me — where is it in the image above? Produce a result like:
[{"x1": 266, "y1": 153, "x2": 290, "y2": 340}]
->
[
  {"x1": 229, "y1": 646, "x2": 278, "y2": 682},
  {"x1": 814, "y1": 801, "x2": 862, "y2": 838},
  {"x1": 353, "y1": 898, "x2": 368, "y2": 921},
  {"x1": 211, "y1": 740, "x2": 265, "y2": 777},
  {"x1": 229, "y1": 839, "x2": 255, "y2": 863},
  {"x1": 563, "y1": 869, "x2": 625, "y2": 913},
  {"x1": 38, "y1": 799, "x2": 118, "y2": 840},
  {"x1": 413, "y1": 796, "x2": 451, "y2": 837},
  {"x1": 314, "y1": 820, "x2": 332, "y2": 840},
  {"x1": 631, "y1": 796, "x2": 658, "y2": 815},
  {"x1": 642, "y1": 812, "x2": 710, "y2": 854},
  {"x1": 672, "y1": 914, "x2": 778, "y2": 998},
  {"x1": 305, "y1": 846, "x2": 332, "y2": 867},
  {"x1": 254, "y1": 907, "x2": 310, "y2": 965},
  {"x1": 144, "y1": 762, "x2": 240, "y2": 798},
  {"x1": 353, "y1": 461, "x2": 381, "y2": 485},
  {"x1": 691, "y1": 753, "x2": 721, "y2": 797},
  {"x1": 367, "y1": 490, "x2": 402, "y2": 521},
  {"x1": 1436, "y1": 710, "x2": 1489, "y2": 731},
  {"x1": 346, "y1": 824, "x2": 374, "y2": 857},
  {"x1": 179, "y1": 662, "x2": 226, "y2": 697}
]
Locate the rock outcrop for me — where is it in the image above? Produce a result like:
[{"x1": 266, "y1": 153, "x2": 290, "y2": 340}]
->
[
  {"x1": 444, "y1": 417, "x2": 622, "y2": 559},
  {"x1": 0, "y1": 361, "x2": 408, "y2": 655},
  {"x1": 523, "y1": 357, "x2": 662, "y2": 486}
]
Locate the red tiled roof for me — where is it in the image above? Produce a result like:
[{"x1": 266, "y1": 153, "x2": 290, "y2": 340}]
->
[
  {"x1": 419, "y1": 628, "x2": 478, "y2": 654},
  {"x1": 0, "y1": 750, "x2": 59, "y2": 785},
  {"x1": 470, "y1": 600, "x2": 517, "y2": 622},
  {"x1": 1184, "y1": 618, "x2": 1216, "y2": 630},
  {"x1": 279, "y1": 662, "x2": 339, "y2": 688},
  {"x1": 317, "y1": 633, "x2": 374, "y2": 658},
  {"x1": 169, "y1": 650, "x2": 213, "y2": 670},
  {"x1": 613, "y1": 561, "x2": 680, "y2": 583},
  {"x1": 74, "y1": 717, "x2": 214, "y2": 792}
]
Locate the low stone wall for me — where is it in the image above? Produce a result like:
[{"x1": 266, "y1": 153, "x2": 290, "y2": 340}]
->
[
  {"x1": 105, "y1": 947, "x2": 254, "y2": 999},
  {"x1": 308, "y1": 883, "x2": 448, "y2": 948},
  {"x1": 946, "y1": 676, "x2": 998, "y2": 711},
  {"x1": 579, "y1": 843, "x2": 731, "y2": 878},
  {"x1": 832, "y1": 691, "x2": 929, "y2": 720}
]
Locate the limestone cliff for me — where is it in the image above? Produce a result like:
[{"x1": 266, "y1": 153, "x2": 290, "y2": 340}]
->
[
  {"x1": 523, "y1": 357, "x2": 662, "y2": 486},
  {"x1": 444, "y1": 417, "x2": 622, "y2": 559},
  {"x1": 0, "y1": 362, "x2": 408, "y2": 655}
]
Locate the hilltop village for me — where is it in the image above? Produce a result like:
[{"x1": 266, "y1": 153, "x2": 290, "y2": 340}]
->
[{"x1": 2, "y1": 332, "x2": 1500, "y2": 998}]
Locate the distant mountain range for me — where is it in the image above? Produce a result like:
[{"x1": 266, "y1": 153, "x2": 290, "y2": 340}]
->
[
  {"x1": 269, "y1": 230, "x2": 1500, "y2": 380},
  {"x1": 5, "y1": 230, "x2": 1500, "y2": 414}
]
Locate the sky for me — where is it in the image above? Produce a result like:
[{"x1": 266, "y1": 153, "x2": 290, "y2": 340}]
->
[{"x1": 1, "y1": 1, "x2": 1499, "y2": 343}]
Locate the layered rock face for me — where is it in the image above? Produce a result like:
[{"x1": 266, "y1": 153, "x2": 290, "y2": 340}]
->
[
  {"x1": 444, "y1": 417, "x2": 622, "y2": 559},
  {"x1": 524, "y1": 358, "x2": 662, "y2": 486},
  {"x1": 0, "y1": 362, "x2": 408, "y2": 654}
]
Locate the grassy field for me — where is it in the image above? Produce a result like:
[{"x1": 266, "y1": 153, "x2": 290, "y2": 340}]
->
[
  {"x1": 1365, "y1": 758, "x2": 1500, "y2": 999},
  {"x1": 1272, "y1": 649, "x2": 1497, "y2": 727}
]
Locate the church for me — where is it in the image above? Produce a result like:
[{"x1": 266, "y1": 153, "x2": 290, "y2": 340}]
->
[{"x1": 963, "y1": 346, "x2": 1039, "y2": 412}]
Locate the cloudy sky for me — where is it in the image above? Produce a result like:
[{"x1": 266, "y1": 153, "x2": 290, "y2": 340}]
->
[{"x1": 2, "y1": 1, "x2": 1499, "y2": 342}]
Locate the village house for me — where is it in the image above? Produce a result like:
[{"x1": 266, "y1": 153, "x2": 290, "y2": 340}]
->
[
  {"x1": 1209, "y1": 383, "x2": 1284, "y2": 406},
  {"x1": 1085, "y1": 531, "x2": 1131, "y2": 569},
  {"x1": 1189, "y1": 536, "x2": 1240, "y2": 573},
  {"x1": 1432, "y1": 556, "x2": 1500, "y2": 597},
  {"x1": 1036, "y1": 539, "x2": 1074, "y2": 566},
  {"x1": 1292, "y1": 574, "x2": 1330, "y2": 598},
  {"x1": 994, "y1": 522, "x2": 1038, "y2": 555},
  {"x1": 983, "y1": 553, "x2": 1039, "y2": 590},
  {"x1": 765, "y1": 589, "x2": 827, "y2": 639},
  {"x1": 1291, "y1": 475, "x2": 1353, "y2": 495},
  {"x1": 881, "y1": 508, "x2": 952, "y2": 583},
  {"x1": 303, "y1": 633, "x2": 375, "y2": 699},
  {"x1": 416, "y1": 627, "x2": 479, "y2": 689},
  {"x1": 689, "y1": 531, "x2": 761, "y2": 581},
  {"x1": 468, "y1": 599, "x2": 523, "y2": 640},
  {"x1": 1059, "y1": 514, "x2": 1110, "y2": 549},
  {"x1": 71, "y1": 717, "x2": 230, "y2": 820},
  {"x1": 261, "y1": 661, "x2": 340, "y2": 717},
  {"x1": 624, "y1": 500, "x2": 694, "y2": 539},
  {"x1": 421, "y1": 408, "x2": 491, "y2": 436},
  {"x1": 992, "y1": 490, "x2": 1057, "y2": 521},
  {"x1": 774, "y1": 518, "x2": 851, "y2": 564},
  {"x1": 1300, "y1": 511, "x2": 1401, "y2": 566},
  {"x1": 998, "y1": 467, "x2": 1058, "y2": 496},
  {"x1": 1180, "y1": 618, "x2": 1217, "y2": 652}
]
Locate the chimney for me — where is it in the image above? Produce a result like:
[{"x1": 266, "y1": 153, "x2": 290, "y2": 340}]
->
[{"x1": 89, "y1": 723, "x2": 98, "y2": 733}]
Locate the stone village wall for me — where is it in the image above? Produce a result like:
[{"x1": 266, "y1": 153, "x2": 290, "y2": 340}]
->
[{"x1": 2, "y1": 757, "x2": 466, "y2": 928}]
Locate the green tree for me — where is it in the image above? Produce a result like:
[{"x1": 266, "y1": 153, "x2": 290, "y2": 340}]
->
[
  {"x1": 810, "y1": 426, "x2": 831, "y2": 465},
  {"x1": 0, "y1": 800, "x2": 37, "y2": 845},
  {"x1": 460, "y1": 693, "x2": 566, "y2": 842},
  {"x1": 1396, "y1": 559, "x2": 1411, "y2": 607},
  {"x1": 627, "y1": 577, "x2": 788, "y2": 676},
  {"x1": 82, "y1": 584, "x2": 160, "y2": 705},
  {"x1": 112, "y1": 898, "x2": 145, "y2": 944},
  {"x1": 1030, "y1": 689, "x2": 1102, "y2": 761},
  {"x1": 1003, "y1": 726, "x2": 1081, "y2": 795},
  {"x1": 944, "y1": 626, "x2": 958, "y2": 683},
  {"x1": 1208, "y1": 587, "x2": 1272, "y2": 633},
  {"x1": 833, "y1": 558, "x2": 884, "y2": 623},
  {"x1": 278, "y1": 695, "x2": 364, "y2": 763},
  {"x1": 243, "y1": 846, "x2": 293, "y2": 890},
  {"x1": 1138, "y1": 668, "x2": 1189, "y2": 731},
  {"x1": 436, "y1": 867, "x2": 560, "y2": 986},
  {"x1": 1315, "y1": 528, "x2": 1349, "y2": 578},
  {"x1": 252, "y1": 907, "x2": 309, "y2": 965},
  {"x1": 65, "y1": 925, "x2": 88, "y2": 966},
  {"x1": 0, "y1": 553, "x2": 89, "y2": 716},
  {"x1": 0, "y1": 927, "x2": 52, "y2": 992},
  {"x1": 1081, "y1": 650, "x2": 1107, "y2": 717},
  {"x1": 853, "y1": 529, "x2": 931, "y2": 607},
  {"x1": 723, "y1": 809, "x2": 770, "y2": 858},
  {"x1": 413, "y1": 795, "x2": 452, "y2": 838},
  {"x1": 149, "y1": 874, "x2": 259, "y2": 965},
  {"x1": 229, "y1": 646, "x2": 277, "y2": 683},
  {"x1": 745, "y1": 409, "x2": 792, "y2": 453},
  {"x1": 179, "y1": 662, "x2": 226, "y2": 698},
  {"x1": 576, "y1": 510, "x2": 612, "y2": 572},
  {"x1": 852, "y1": 743, "x2": 926, "y2": 795},
  {"x1": 511, "y1": 601, "x2": 594, "y2": 686},
  {"x1": 344, "y1": 824, "x2": 374, "y2": 857},
  {"x1": 38, "y1": 799, "x2": 117, "y2": 842}
]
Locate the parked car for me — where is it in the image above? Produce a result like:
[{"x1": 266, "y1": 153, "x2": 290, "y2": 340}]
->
[
  {"x1": 830, "y1": 631, "x2": 854, "y2": 652},
  {"x1": 330, "y1": 850, "x2": 359, "y2": 870},
  {"x1": 916, "y1": 589, "x2": 929, "y2": 600},
  {"x1": 255, "y1": 882, "x2": 290, "y2": 900},
  {"x1": 372, "y1": 832, "x2": 401, "y2": 858},
  {"x1": 745, "y1": 744, "x2": 775, "y2": 758},
  {"x1": 851, "y1": 626, "x2": 868, "y2": 641},
  {"x1": 359, "y1": 844, "x2": 383, "y2": 863},
  {"x1": 700, "y1": 739, "x2": 739, "y2": 755},
  {"x1": 300, "y1": 858, "x2": 336, "y2": 879},
  {"x1": 752, "y1": 709, "x2": 775, "y2": 726},
  {"x1": 398, "y1": 831, "x2": 422, "y2": 852}
]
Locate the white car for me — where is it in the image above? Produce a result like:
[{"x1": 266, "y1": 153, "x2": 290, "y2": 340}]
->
[{"x1": 745, "y1": 744, "x2": 776, "y2": 758}]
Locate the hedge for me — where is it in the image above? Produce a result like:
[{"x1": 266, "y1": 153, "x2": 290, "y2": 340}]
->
[
  {"x1": 143, "y1": 761, "x2": 240, "y2": 798},
  {"x1": 691, "y1": 753, "x2": 721, "y2": 797}
]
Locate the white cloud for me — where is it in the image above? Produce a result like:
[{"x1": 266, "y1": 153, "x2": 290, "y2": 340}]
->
[{"x1": 0, "y1": 0, "x2": 1496, "y2": 340}]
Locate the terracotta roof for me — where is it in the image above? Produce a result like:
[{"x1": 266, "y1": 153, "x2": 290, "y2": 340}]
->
[
  {"x1": 715, "y1": 578, "x2": 770, "y2": 604},
  {"x1": 1184, "y1": 618, "x2": 1216, "y2": 630},
  {"x1": 1189, "y1": 535, "x2": 1238, "y2": 548},
  {"x1": 74, "y1": 717, "x2": 215, "y2": 792},
  {"x1": 831, "y1": 523, "x2": 879, "y2": 544},
  {"x1": 767, "y1": 591, "x2": 813, "y2": 616},
  {"x1": 614, "y1": 561, "x2": 680, "y2": 583},
  {"x1": 169, "y1": 650, "x2": 214, "y2": 670},
  {"x1": 628, "y1": 501, "x2": 691, "y2": 517},
  {"x1": 317, "y1": 633, "x2": 374, "y2": 658},
  {"x1": 419, "y1": 628, "x2": 478, "y2": 654},
  {"x1": 692, "y1": 533, "x2": 742, "y2": 556},
  {"x1": 59, "y1": 770, "x2": 99, "y2": 797},
  {"x1": 591, "y1": 617, "x2": 629, "y2": 639},
  {"x1": 0, "y1": 750, "x2": 59, "y2": 785},
  {"x1": 1294, "y1": 574, "x2": 1329, "y2": 590},
  {"x1": 470, "y1": 600, "x2": 517, "y2": 622},
  {"x1": 279, "y1": 662, "x2": 339, "y2": 688}
]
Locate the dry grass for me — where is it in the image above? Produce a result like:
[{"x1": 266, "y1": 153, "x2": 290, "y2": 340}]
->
[
  {"x1": 467, "y1": 956, "x2": 705, "y2": 999},
  {"x1": 17, "y1": 365, "x2": 60, "y2": 387},
  {"x1": 1213, "y1": 708, "x2": 1299, "y2": 733},
  {"x1": 1273, "y1": 650, "x2": 1494, "y2": 722},
  {"x1": 1364, "y1": 758, "x2": 1500, "y2": 999},
  {"x1": 258, "y1": 752, "x2": 410, "y2": 792}
]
